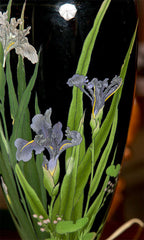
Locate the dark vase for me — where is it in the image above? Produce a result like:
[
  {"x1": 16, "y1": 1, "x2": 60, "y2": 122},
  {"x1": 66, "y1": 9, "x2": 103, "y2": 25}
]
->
[{"x1": 0, "y1": 0, "x2": 137, "y2": 238}]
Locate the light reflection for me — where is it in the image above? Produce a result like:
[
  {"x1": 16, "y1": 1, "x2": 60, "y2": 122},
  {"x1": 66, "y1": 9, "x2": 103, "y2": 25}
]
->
[{"x1": 59, "y1": 3, "x2": 77, "y2": 21}]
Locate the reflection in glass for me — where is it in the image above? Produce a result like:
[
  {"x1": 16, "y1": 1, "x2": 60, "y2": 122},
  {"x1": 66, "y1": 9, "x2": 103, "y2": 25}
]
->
[{"x1": 58, "y1": 3, "x2": 77, "y2": 21}]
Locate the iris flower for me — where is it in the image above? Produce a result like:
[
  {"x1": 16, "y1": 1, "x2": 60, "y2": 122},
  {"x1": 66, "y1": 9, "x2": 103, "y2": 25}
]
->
[
  {"x1": 0, "y1": 11, "x2": 38, "y2": 67},
  {"x1": 67, "y1": 74, "x2": 122, "y2": 118},
  {"x1": 15, "y1": 108, "x2": 82, "y2": 176}
]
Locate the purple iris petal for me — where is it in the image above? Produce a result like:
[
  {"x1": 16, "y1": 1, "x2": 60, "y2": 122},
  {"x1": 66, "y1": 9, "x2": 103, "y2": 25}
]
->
[
  {"x1": 15, "y1": 108, "x2": 82, "y2": 176},
  {"x1": 30, "y1": 108, "x2": 52, "y2": 137},
  {"x1": 15, "y1": 138, "x2": 44, "y2": 162}
]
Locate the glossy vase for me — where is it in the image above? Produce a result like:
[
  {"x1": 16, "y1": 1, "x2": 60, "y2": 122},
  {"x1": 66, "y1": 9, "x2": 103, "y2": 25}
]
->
[{"x1": 0, "y1": 0, "x2": 137, "y2": 238}]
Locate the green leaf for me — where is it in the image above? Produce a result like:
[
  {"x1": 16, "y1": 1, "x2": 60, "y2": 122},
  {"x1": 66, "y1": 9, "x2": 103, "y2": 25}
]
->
[
  {"x1": 45, "y1": 239, "x2": 55, "y2": 240},
  {"x1": 52, "y1": 183, "x2": 60, "y2": 197},
  {"x1": 10, "y1": 56, "x2": 39, "y2": 141},
  {"x1": 53, "y1": 160, "x2": 60, "y2": 185},
  {"x1": 84, "y1": 147, "x2": 117, "y2": 234},
  {"x1": 0, "y1": 62, "x2": 8, "y2": 139},
  {"x1": 7, "y1": 0, "x2": 13, "y2": 20},
  {"x1": 23, "y1": 158, "x2": 46, "y2": 205},
  {"x1": 6, "y1": 54, "x2": 18, "y2": 123},
  {"x1": 106, "y1": 164, "x2": 121, "y2": 177},
  {"x1": 36, "y1": 154, "x2": 47, "y2": 208},
  {"x1": 56, "y1": 217, "x2": 88, "y2": 234},
  {"x1": 89, "y1": 109, "x2": 118, "y2": 197},
  {"x1": 120, "y1": 22, "x2": 138, "y2": 82},
  {"x1": 0, "y1": 131, "x2": 38, "y2": 239},
  {"x1": 82, "y1": 232, "x2": 96, "y2": 240},
  {"x1": 66, "y1": 87, "x2": 85, "y2": 163},
  {"x1": 84, "y1": 177, "x2": 109, "y2": 234},
  {"x1": 0, "y1": 62, "x2": 6, "y2": 106},
  {"x1": 35, "y1": 93, "x2": 41, "y2": 114},
  {"x1": 71, "y1": 193, "x2": 84, "y2": 223},
  {"x1": 17, "y1": 56, "x2": 26, "y2": 102},
  {"x1": 0, "y1": 121, "x2": 10, "y2": 161},
  {"x1": 0, "y1": 42, "x2": 4, "y2": 64},
  {"x1": 43, "y1": 167, "x2": 55, "y2": 197},
  {"x1": 58, "y1": 117, "x2": 84, "y2": 220},
  {"x1": 15, "y1": 164, "x2": 48, "y2": 219},
  {"x1": 10, "y1": 57, "x2": 39, "y2": 165},
  {"x1": 76, "y1": 0, "x2": 111, "y2": 75}
]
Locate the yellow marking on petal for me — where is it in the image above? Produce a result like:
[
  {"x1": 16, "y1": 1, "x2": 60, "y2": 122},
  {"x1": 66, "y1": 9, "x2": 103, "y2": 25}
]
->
[
  {"x1": 49, "y1": 145, "x2": 53, "y2": 150},
  {"x1": 6, "y1": 42, "x2": 15, "y2": 52},
  {"x1": 21, "y1": 140, "x2": 34, "y2": 152},
  {"x1": 105, "y1": 81, "x2": 122, "y2": 102},
  {"x1": 59, "y1": 143, "x2": 71, "y2": 151},
  {"x1": 49, "y1": 169, "x2": 55, "y2": 176},
  {"x1": 92, "y1": 86, "x2": 96, "y2": 119}
]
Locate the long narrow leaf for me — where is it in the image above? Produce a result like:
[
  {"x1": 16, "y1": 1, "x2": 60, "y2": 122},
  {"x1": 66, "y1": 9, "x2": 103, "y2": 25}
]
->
[
  {"x1": 17, "y1": 56, "x2": 26, "y2": 102},
  {"x1": 7, "y1": 0, "x2": 13, "y2": 20},
  {"x1": 10, "y1": 58, "x2": 39, "y2": 165},
  {"x1": 76, "y1": 0, "x2": 111, "y2": 75},
  {"x1": 89, "y1": 109, "x2": 118, "y2": 197},
  {"x1": 0, "y1": 127, "x2": 37, "y2": 239},
  {"x1": 6, "y1": 54, "x2": 18, "y2": 123},
  {"x1": 15, "y1": 164, "x2": 48, "y2": 219},
  {"x1": 57, "y1": 116, "x2": 85, "y2": 220}
]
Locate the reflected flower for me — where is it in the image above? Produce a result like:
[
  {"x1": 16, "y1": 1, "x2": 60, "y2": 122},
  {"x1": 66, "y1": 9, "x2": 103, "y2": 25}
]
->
[
  {"x1": 0, "y1": 10, "x2": 38, "y2": 67},
  {"x1": 15, "y1": 108, "x2": 82, "y2": 176},
  {"x1": 67, "y1": 74, "x2": 122, "y2": 117}
]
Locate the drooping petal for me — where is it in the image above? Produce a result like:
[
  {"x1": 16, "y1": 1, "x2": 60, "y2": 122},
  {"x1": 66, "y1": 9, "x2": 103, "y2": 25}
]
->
[
  {"x1": 15, "y1": 138, "x2": 44, "y2": 162},
  {"x1": 15, "y1": 42, "x2": 38, "y2": 64},
  {"x1": 67, "y1": 74, "x2": 91, "y2": 99},
  {"x1": 67, "y1": 74, "x2": 88, "y2": 87},
  {"x1": 59, "y1": 127, "x2": 82, "y2": 154},
  {"x1": 104, "y1": 75, "x2": 122, "y2": 101}
]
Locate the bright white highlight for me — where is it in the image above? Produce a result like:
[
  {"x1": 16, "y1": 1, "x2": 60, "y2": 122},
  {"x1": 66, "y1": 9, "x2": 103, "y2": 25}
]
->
[{"x1": 59, "y1": 3, "x2": 77, "y2": 21}]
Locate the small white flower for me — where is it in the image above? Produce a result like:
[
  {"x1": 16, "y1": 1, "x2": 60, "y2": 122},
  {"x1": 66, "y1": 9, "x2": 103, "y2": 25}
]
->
[
  {"x1": 0, "y1": 10, "x2": 38, "y2": 67},
  {"x1": 43, "y1": 219, "x2": 50, "y2": 224},
  {"x1": 37, "y1": 222, "x2": 42, "y2": 226},
  {"x1": 53, "y1": 220, "x2": 58, "y2": 224},
  {"x1": 40, "y1": 228, "x2": 45, "y2": 232}
]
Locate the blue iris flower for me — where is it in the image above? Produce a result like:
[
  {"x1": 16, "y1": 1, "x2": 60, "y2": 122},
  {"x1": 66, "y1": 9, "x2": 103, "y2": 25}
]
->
[
  {"x1": 67, "y1": 74, "x2": 122, "y2": 118},
  {"x1": 15, "y1": 108, "x2": 82, "y2": 176}
]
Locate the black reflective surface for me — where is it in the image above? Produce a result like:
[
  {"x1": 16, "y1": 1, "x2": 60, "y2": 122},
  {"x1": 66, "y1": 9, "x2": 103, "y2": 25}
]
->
[
  {"x1": 0, "y1": 0, "x2": 137, "y2": 124},
  {"x1": 0, "y1": 0, "x2": 137, "y2": 233}
]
